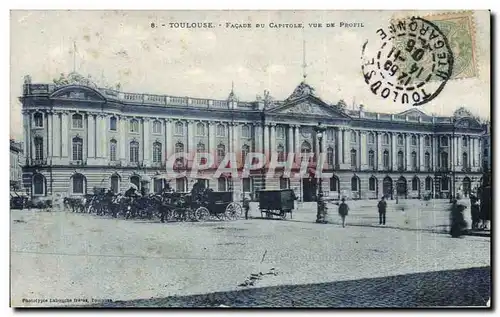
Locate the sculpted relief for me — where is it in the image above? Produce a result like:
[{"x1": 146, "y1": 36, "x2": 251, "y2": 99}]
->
[{"x1": 280, "y1": 101, "x2": 331, "y2": 116}]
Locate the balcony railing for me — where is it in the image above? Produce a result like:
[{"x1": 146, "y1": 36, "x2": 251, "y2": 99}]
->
[
  {"x1": 31, "y1": 159, "x2": 47, "y2": 166},
  {"x1": 69, "y1": 160, "x2": 86, "y2": 166}
]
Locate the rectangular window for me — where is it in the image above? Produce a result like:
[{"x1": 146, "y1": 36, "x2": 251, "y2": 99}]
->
[
  {"x1": 279, "y1": 177, "x2": 289, "y2": 189},
  {"x1": 242, "y1": 178, "x2": 252, "y2": 192},
  {"x1": 154, "y1": 179, "x2": 163, "y2": 193},
  {"x1": 110, "y1": 117, "x2": 117, "y2": 131},
  {"x1": 72, "y1": 115, "x2": 83, "y2": 129}
]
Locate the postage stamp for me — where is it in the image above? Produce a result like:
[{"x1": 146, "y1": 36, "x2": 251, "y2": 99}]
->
[{"x1": 361, "y1": 16, "x2": 454, "y2": 106}]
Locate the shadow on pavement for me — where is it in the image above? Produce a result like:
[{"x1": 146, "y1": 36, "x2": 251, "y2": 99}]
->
[{"x1": 92, "y1": 266, "x2": 491, "y2": 308}]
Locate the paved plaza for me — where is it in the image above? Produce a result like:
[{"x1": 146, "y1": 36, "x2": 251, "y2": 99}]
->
[{"x1": 11, "y1": 199, "x2": 490, "y2": 307}]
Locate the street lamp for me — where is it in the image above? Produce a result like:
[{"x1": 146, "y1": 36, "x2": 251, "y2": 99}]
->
[{"x1": 314, "y1": 122, "x2": 327, "y2": 223}]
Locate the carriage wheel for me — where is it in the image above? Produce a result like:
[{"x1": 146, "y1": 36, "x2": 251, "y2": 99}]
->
[
  {"x1": 195, "y1": 207, "x2": 210, "y2": 222},
  {"x1": 225, "y1": 203, "x2": 243, "y2": 220},
  {"x1": 280, "y1": 210, "x2": 287, "y2": 220}
]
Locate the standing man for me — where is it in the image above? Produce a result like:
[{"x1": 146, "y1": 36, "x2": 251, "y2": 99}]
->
[
  {"x1": 378, "y1": 196, "x2": 387, "y2": 225},
  {"x1": 242, "y1": 193, "x2": 250, "y2": 220},
  {"x1": 338, "y1": 198, "x2": 349, "y2": 228}
]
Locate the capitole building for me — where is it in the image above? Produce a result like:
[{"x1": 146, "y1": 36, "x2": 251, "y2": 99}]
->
[{"x1": 20, "y1": 72, "x2": 487, "y2": 202}]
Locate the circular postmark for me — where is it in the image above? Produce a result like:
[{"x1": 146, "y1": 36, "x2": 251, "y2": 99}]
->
[{"x1": 361, "y1": 16, "x2": 454, "y2": 106}]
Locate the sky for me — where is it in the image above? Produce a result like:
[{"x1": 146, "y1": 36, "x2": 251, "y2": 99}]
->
[{"x1": 10, "y1": 10, "x2": 491, "y2": 140}]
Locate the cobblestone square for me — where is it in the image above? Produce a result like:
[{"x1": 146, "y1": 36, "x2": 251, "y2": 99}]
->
[{"x1": 11, "y1": 199, "x2": 490, "y2": 307}]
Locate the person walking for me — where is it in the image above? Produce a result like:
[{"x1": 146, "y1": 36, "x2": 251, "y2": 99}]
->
[
  {"x1": 242, "y1": 193, "x2": 250, "y2": 220},
  {"x1": 378, "y1": 196, "x2": 387, "y2": 225},
  {"x1": 338, "y1": 198, "x2": 349, "y2": 228}
]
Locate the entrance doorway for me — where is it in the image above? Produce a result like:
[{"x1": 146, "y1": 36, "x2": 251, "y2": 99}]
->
[
  {"x1": 396, "y1": 176, "x2": 407, "y2": 198},
  {"x1": 383, "y1": 176, "x2": 393, "y2": 199},
  {"x1": 302, "y1": 178, "x2": 317, "y2": 202}
]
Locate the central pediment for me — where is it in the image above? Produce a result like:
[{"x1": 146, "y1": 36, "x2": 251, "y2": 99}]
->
[
  {"x1": 49, "y1": 85, "x2": 107, "y2": 103},
  {"x1": 268, "y1": 95, "x2": 351, "y2": 119}
]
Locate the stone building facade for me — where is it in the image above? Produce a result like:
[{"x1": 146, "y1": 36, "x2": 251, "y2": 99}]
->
[
  {"x1": 10, "y1": 139, "x2": 24, "y2": 191},
  {"x1": 20, "y1": 72, "x2": 486, "y2": 201}
]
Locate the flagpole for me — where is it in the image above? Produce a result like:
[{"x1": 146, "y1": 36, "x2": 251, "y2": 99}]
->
[{"x1": 73, "y1": 41, "x2": 76, "y2": 72}]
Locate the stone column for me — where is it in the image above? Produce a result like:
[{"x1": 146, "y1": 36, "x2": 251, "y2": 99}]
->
[
  {"x1": 187, "y1": 120, "x2": 194, "y2": 155},
  {"x1": 287, "y1": 125, "x2": 294, "y2": 155},
  {"x1": 120, "y1": 116, "x2": 127, "y2": 163},
  {"x1": 405, "y1": 133, "x2": 411, "y2": 170},
  {"x1": 449, "y1": 135, "x2": 453, "y2": 170},
  {"x1": 468, "y1": 136, "x2": 472, "y2": 168},
  {"x1": 360, "y1": 131, "x2": 367, "y2": 170},
  {"x1": 22, "y1": 111, "x2": 30, "y2": 162},
  {"x1": 143, "y1": 118, "x2": 150, "y2": 164},
  {"x1": 475, "y1": 137, "x2": 480, "y2": 167},
  {"x1": 294, "y1": 125, "x2": 300, "y2": 157},
  {"x1": 233, "y1": 123, "x2": 239, "y2": 158},
  {"x1": 270, "y1": 123, "x2": 276, "y2": 158},
  {"x1": 391, "y1": 132, "x2": 397, "y2": 170},
  {"x1": 208, "y1": 121, "x2": 216, "y2": 155},
  {"x1": 419, "y1": 134, "x2": 424, "y2": 170},
  {"x1": 377, "y1": 132, "x2": 382, "y2": 170},
  {"x1": 88, "y1": 114, "x2": 96, "y2": 159},
  {"x1": 99, "y1": 114, "x2": 107, "y2": 160},
  {"x1": 343, "y1": 128, "x2": 349, "y2": 165},
  {"x1": 166, "y1": 119, "x2": 173, "y2": 157},
  {"x1": 432, "y1": 135, "x2": 437, "y2": 169},
  {"x1": 337, "y1": 128, "x2": 343, "y2": 165},
  {"x1": 264, "y1": 123, "x2": 270, "y2": 160},
  {"x1": 47, "y1": 111, "x2": 53, "y2": 159},
  {"x1": 61, "y1": 112, "x2": 69, "y2": 158}
]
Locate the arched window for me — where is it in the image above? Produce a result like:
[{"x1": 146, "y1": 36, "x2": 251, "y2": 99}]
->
[
  {"x1": 130, "y1": 175, "x2": 140, "y2": 189},
  {"x1": 397, "y1": 134, "x2": 404, "y2": 146},
  {"x1": 369, "y1": 176, "x2": 376, "y2": 191},
  {"x1": 130, "y1": 119, "x2": 139, "y2": 133},
  {"x1": 411, "y1": 135, "x2": 417, "y2": 146},
  {"x1": 368, "y1": 132, "x2": 375, "y2": 144},
  {"x1": 72, "y1": 114, "x2": 83, "y2": 129},
  {"x1": 424, "y1": 135, "x2": 431, "y2": 147},
  {"x1": 110, "y1": 175, "x2": 120, "y2": 193},
  {"x1": 34, "y1": 137, "x2": 43, "y2": 160},
  {"x1": 462, "y1": 152, "x2": 468, "y2": 168},
  {"x1": 425, "y1": 177, "x2": 433, "y2": 191},
  {"x1": 153, "y1": 120, "x2": 162, "y2": 134},
  {"x1": 411, "y1": 151, "x2": 417, "y2": 169},
  {"x1": 368, "y1": 150, "x2": 375, "y2": 168},
  {"x1": 109, "y1": 116, "x2": 117, "y2": 131},
  {"x1": 462, "y1": 136, "x2": 468, "y2": 147},
  {"x1": 424, "y1": 152, "x2": 430, "y2": 169},
  {"x1": 152, "y1": 142, "x2": 162, "y2": 163},
  {"x1": 397, "y1": 151, "x2": 404, "y2": 169},
  {"x1": 33, "y1": 174, "x2": 45, "y2": 195},
  {"x1": 327, "y1": 147, "x2": 334, "y2": 166},
  {"x1": 441, "y1": 152, "x2": 449, "y2": 169},
  {"x1": 72, "y1": 173, "x2": 86, "y2": 194},
  {"x1": 109, "y1": 139, "x2": 117, "y2": 161},
  {"x1": 196, "y1": 122, "x2": 205, "y2": 136},
  {"x1": 218, "y1": 177, "x2": 227, "y2": 191},
  {"x1": 301, "y1": 141, "x2": 311, "y2": 163},
  {"x1": 241, "y1": 144, "x2": 250, "y2": 165},
  {"x1": 72, "y1": 137, "x2": 83, "y2": 161},
  {"x1": 277, "y1": 144, "x2": 285, "y2": 162},
  {"x1": 129, "y1": 141, "x2": 139, "y2": 163},
  {"x1": 175, "y1": 121, "x2": 184, "y2": 136},
  {"x1": 383, "y1": 133, "x2": 389, "y2": 145},
  {"x1": 173, "y1": 142, "x2": 183, "y2": 154},
  {"x1": 351, "y1": 176, "x2": 359, "y2": 191},
  {"x1": 351, "y1": 131, "x2": 357, "y2": 143},
  {"x1": 241, "y1": 125, "x2": 250, "y2": 138},
  {"x1": 276, "y1": 126, "x2": 285, "y2": 139},
  {"x1": 330, "y1": 176, "x2": 339, "y2": 192},
  {"x1": 216, "y1": 124, "x2": 226, "y2": 137},
  {"x1": 279, "y1": 177, "x2": 289, "y2": 189},
  {"x1": 412, "y1": 177, "x2": 420, "y2": 191},
  {"x1": 351, "y1": 149, "x2": 357, "y2": 168},
  {"x1": 34, "y1": 112, "x2": 43, "y2": 127},
  {"x1": 217, "y1": 143, "x2": 226, "y2": 163},
  {"x1": 441, "y1": 136, "x2": 449, "y2": 147},
  {"x1": 383, "y1": 150, "x2": 389, "y2": 168}
]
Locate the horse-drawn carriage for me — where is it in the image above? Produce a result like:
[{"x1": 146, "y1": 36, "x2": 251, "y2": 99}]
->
[
  {"x1": 258, "y1": 189, "x2": 296, "y2": 220},
  {"x1": 165, "y1": 190, "x2": 242, "y2": 222}
]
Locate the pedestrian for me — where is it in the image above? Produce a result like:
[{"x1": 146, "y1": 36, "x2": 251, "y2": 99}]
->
[
  {"x1": 338, "y1": 198, "x2": 349, "y2": 228},
  {"x1": 470, "y1": 195, "x2": 480, "y2": 230},
  {"x1": 450, "y1": 199, "x2": 467, "y2": 238},
  {"x1": 378, "y1": 196, "x2": 387, "y2": 225},
  {"x1": 242, "y1": 193, "x2": 250, "y2": 220}
]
